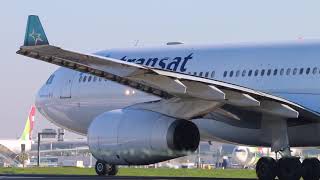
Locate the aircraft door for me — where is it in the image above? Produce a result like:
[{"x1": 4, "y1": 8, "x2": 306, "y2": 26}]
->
[{"x1": 60, "y1": 76, "x2": 74, "y2": 99}]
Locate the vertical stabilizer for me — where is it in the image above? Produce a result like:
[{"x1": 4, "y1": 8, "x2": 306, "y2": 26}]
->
[
  {"x1": 20, "y1": 105, "x2": 36, "y2": 141},
  {"x1": 24, "y1": 15, "x2": 49, "y2": 46}
]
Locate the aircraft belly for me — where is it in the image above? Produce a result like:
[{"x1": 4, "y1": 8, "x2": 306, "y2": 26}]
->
[
  {"x1": 41, "y1": 93, "x2": 157, "y2": 135},
  {"x1": 193, "y1": 118, "x2": 264, "y2": 146},
  {"x1": 41, "y1": 100, "x2": 133, "y2": 135},
  {"x1": 193, "y1": 118, "x2": 320, "y2": 147}
]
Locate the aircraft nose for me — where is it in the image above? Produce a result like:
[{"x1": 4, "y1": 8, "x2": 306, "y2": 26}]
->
[
  {"x1": 35, "y1": 84, "x2": 48, "y2": 111},
  {"x1": 35, "y1": 86, "x2": 43, "y2": 110}
]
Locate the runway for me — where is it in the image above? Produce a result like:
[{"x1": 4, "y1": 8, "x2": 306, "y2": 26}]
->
[{"x1": 0, "y1": 175, "x2": 256, "y2": 180}]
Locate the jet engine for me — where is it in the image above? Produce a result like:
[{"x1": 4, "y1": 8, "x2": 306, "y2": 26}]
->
[{"x1": 87, "y1": 109, "x2": 200, "y2": 165}]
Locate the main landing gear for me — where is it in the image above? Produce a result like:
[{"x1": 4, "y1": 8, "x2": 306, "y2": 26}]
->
[
  {"x1": 95, "y1": 160, "x2": 118, "y2": 176},
  {"x1": 256, "y1": 117, "x2": 320, "y2": 180},
  {"x1": 256, "y1": 156, "x2": 320, "y2": 180}
]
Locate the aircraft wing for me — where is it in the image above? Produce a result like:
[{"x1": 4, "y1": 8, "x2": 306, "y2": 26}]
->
[{"x1": 17, "y1": 15, "x2": 320, "y2": 122}]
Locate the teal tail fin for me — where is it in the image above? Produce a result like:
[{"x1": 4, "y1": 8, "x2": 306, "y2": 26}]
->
[{"x1": 24, "y1": 15, "x2": 49, "y2": 46}]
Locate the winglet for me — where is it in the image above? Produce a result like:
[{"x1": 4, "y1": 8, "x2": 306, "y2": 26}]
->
[{"x1": 24, "y1": 15, "x2": 49, "y2": 46}]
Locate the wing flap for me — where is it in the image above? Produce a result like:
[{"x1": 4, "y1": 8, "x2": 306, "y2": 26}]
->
[
  {"x1": 182, "y1": 81, "x2": 226, "y2": 101},
  {"x1": 259, "y1": 101, "x2": 299, "y2": 119},
  {"x1": 224, "y1": 91, "x2": 260, "y2": 107}
]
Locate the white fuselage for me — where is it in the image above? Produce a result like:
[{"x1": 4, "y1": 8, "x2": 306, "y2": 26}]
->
[{"x1": 36, "y1": 41, "x2": 320, "y2": 146}]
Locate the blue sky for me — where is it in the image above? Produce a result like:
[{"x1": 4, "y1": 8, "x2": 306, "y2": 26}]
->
[{"x1": 1, "y1": 0, "x2": 320, "y2": 138}]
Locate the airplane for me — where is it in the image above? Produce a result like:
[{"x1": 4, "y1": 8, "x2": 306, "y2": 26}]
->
[
  {"x1": 16, "y1": 15, "x2": 320, "y2": 180},
  {"x1": 232, "y1": 146, "x2": 302, "y2": 169},
  {"x1": 0, "y1": 105, "x2": 36, "y2": 154}
]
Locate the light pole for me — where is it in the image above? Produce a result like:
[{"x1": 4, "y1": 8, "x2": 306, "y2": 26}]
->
[{"x1": 198, "y1": 145, "x2": 201, "y2": 168}]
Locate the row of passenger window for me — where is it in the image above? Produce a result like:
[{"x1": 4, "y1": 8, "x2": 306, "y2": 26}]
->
[
  {"x1": 78, "y1": 67, "x2": 319, "y2": 82},
  {"x1": 79, "y1": 75, "x2": 107, "y2": 83},
  {"x1": 223, "y1": 67, "x2": 319, "y2": 78}
]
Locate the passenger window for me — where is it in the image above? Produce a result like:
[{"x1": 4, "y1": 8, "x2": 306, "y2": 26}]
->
[
  {"x1": 211, "y1": 71, "x2": 215, "y2": 78},
  {"x1": 261, "y1": 69, "x2": 265, "y2": 76},
  {"x1": 299, "y1": 68, "x2": 304, "y2": 75},
  {"x1": 188, "y1": 72, "x2": 191, "y2": 75},
  {"x1": 93, "y1": 76, "x2": 97, "y2": 82},
  {"x1": 306, "y1": 68, "x2": 311, "y2": 75},
  {"x1": 242, "y1": 70, "x2": 246, "y2": 77},
  {"x1": 280, "y1": 69, "x2": 284, "y2": 75},
  {"x1": 293, "y1": 68, "x2": 297, "y2": 75},
  {"x1": 79, "y1": 76, "x2": 83, "y2": 83},
  {"x1": 286, "y1": 68, "x2": 291, "y2": 75},
  {"x1": 199, "y1": 72, "x2": 203, "y2": 77},
  {"x1": 248, "y1": 70, "x2": 253, "y2": 77},
  {"x1": 194, "y1": 72, "x2": 197, "y2": 76},
  {"x1": 223, "y1": 71, "x2": 228, "y2": 77},
  {"x1": 236, "y1": 70, "x2": 240, "y2": 77},
  {"x1": 83, "y1": 76, "x2": 87, "y2": 82},
  {"x1": 273, "y1": 69, "x2": 278, "y2": 76},
  {"x1": 313, "y1": 67, "x2": 318, "y2": 74},
  {"x1": 99, "y1": 77, "x2": 102, "y2": 82},
  {"x1": 267, "y1": 69, "x2": 271, "y2": 76},
  {"x1": 205, "y1": 72, "x2": 209, "y2": 78},
  {"x1": 88, "y1": 76, "x2": 92, "y2": 82},
  {"x1": 254, "y1": 70, "x2": 259, "y2": 76},
  {"x1": 229, "y1": 71, "x2": 234, "y2": 77}
]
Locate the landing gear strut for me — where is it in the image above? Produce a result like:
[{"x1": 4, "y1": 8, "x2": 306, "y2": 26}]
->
[{"x1": 95, "y1": 160, "x2": 118, "y2": 176}]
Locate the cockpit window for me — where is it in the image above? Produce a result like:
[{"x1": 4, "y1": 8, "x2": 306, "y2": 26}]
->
[{"x1": 46, "y1": 75, "x2": 55, "y2": 85}]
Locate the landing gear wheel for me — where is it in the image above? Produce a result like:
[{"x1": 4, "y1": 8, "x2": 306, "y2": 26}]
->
[
  {"x1": 277, "y1": 157, "x2": 302, "y2": 180},
  {"x1": 302, "y1": 158, "x2": 320, "y2": 180},
  {"x1": 256, "y1": 157, "x2": 277, "y2": 180},
  {"x1": 108, "y1": 165, "x2": 118, "y2": 176},
  {"x1": 95, "y1": 160, "x2": 107, "y2": 176}
]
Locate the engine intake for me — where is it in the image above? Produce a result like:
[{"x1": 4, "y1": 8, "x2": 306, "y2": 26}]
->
[{"x1": 167, "y1": 120, "x2": 199, "y2": 152}]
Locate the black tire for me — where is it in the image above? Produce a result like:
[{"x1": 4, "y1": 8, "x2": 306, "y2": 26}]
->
[
  {"x1": 302, "y1": 158, "x2": 320, "y2": 180},
  {"x1": 256, "y1": 157, "x2": 277, "y2": 180},
  {"x1": 95, "y1": 160, "x2": 107, "y2": 176},
  {"x1": 108, "y1": 165, "x2": 119, "y2": 176},
  {"x1": 277, "y1": 157, "x2": 302, "y2": 180}
]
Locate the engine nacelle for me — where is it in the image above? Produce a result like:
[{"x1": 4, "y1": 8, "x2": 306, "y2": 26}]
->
[{"x1": 88, "y1": 109, "x2": 200, "y2": 165}]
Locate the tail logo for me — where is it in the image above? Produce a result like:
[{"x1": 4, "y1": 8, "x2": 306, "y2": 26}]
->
[
  {"x1": 29, "y1": 29, "x2": 43, "y2": 46},
  {"x1": 24, "y1": 15, "x2": 49, "y2": 46},
  {"x1": 20, "y1": 105, "x2": 36, "y2": 141}
]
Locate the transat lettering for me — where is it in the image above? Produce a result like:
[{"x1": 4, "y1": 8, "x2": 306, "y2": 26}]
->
[{"x1": 120, "y1": 53, "x2": 193, "y2": 72}]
